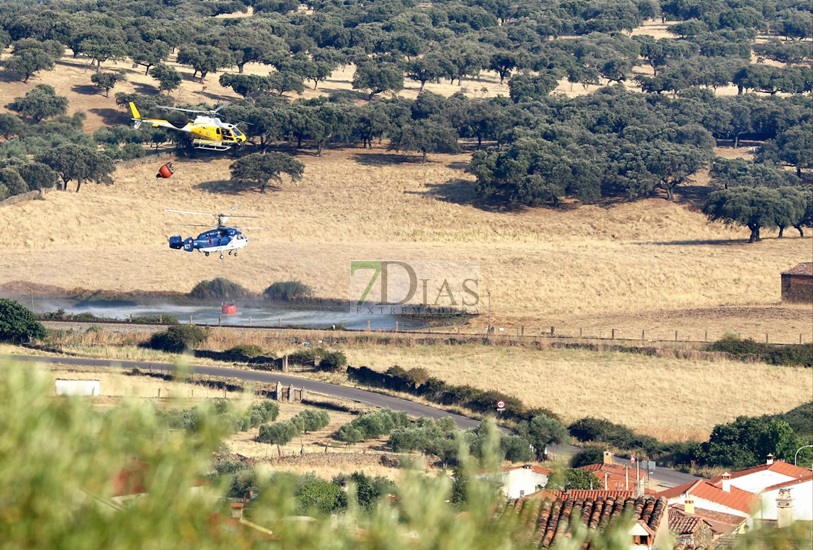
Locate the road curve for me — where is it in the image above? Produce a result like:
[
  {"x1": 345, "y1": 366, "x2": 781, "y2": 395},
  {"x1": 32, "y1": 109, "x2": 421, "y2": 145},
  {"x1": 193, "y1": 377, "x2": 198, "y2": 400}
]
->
[
  {"x1": 8, "y1": 353, "x2": 700, "y2": 487},
  {"x1": 8, "y1": 354, "x2": 483, "y2": 429}
]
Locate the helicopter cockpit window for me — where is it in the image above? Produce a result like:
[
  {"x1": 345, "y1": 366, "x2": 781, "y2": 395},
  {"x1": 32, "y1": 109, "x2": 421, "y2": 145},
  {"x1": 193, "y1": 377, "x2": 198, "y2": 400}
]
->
[
  {"x1": 216, "y1": 128, "x2": 221, "y2": 135},
  {"x1": 223, "y1": 129, "x2": 233, "y2": 139},
  {"x1": 232, "y1": 127, "x2": 244, "y2": 138}
]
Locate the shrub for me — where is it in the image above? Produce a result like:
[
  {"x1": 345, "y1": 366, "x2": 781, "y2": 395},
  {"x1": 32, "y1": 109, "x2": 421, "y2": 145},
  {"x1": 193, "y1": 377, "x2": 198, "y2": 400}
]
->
[
  {"x1": 225, "y1": 344, "x2": 264, "y2": 358},
  {"x1": 0, "y1": 299, "x2": 46, "y2": 343},
  {"x1": 130, "y1": 314, "x2": 179, "y2": 324},
  {"x1": 264, "y1": 280, "x2": 313, "y2": 301},
  {"x1": 145, "y1": 325, "x2": 208, "y2": 353},
  {"x1": 707, "y1": 335, "x2": 813, "y2": 367},
  {"x1": 288, "y1": 347, "x2": 318, "y2": 365},
  {"x1": 331, "y1": 472, "x2": 395, "y2": 511},
  {"x1": 570, "y1": 446, "x2": 606, "y2": 468},
  {"x1": 291, "y1": 409, "x2": 330, "y2": 433},
  {"x1": 189, "y1": 278, "x2": 251, "y2": 300},
  {"x1": 317, "y1": 350, "x2": 347, "y2": 372},
  {"x1": 257, "y1": 421, "x2": 300, "y2": 446},
  {"x1": 334, "y1": 409, "x2": 409, "y2": 442}
]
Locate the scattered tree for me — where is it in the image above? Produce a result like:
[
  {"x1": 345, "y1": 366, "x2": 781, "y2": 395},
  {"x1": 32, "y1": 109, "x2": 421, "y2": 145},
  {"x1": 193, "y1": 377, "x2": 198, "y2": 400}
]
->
[
  {"x1": 8, "y1": 85, "x2": 68, "y2": 123},
  {"x1": 229, "y1": 152, "x2": 304, "y2": 193}
]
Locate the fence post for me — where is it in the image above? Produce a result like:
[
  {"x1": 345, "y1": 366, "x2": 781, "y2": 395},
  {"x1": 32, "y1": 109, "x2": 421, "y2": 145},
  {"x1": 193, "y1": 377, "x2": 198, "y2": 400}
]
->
[
  {"x1": 218, "y1": 315, "x2": 222, "y2": 326},
  {"x1": 704, "y1": 330, "x2": 708, "y2": 342},
  {"x1": 551, "y1": 326, "x2": 555, "y2": 337},
  {"x1": 395, "y1": 321, "x2": 399, "y2": 332},
  {"x1": 611, "y1": 329, "x2": 616, "y2": 340},
  {"x1": 579, "y1": 328, "x2": 582, "y2": 338},
  {"x1": 367, "y1": 320, "x2": 371, "y2": 332},
  {"x1": 521, "y1": 326, "x2": 525, "y2": 336},
  {"x1": 674, "y1": 330, "x2": 678, "y2": 342},
  {"x1": 765, "y1": 333, "x2": 769, "y2": 343},
  {"x1": 641, "y1": 330, "x2": 645, "y2": 342},
  {"x1": 249, "y1": 317, "x2": 252, "y2": 327}
]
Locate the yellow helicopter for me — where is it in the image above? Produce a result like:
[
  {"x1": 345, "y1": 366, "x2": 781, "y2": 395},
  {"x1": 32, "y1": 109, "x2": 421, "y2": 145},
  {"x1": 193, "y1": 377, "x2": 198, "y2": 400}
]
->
[{"x1": 129, "y1": 102, "x2": 247, "y2": 151}]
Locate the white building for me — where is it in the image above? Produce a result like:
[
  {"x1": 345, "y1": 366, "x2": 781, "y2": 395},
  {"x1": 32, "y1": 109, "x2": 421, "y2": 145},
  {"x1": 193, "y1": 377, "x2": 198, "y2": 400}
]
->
[{"x1": 482, "y1": 464, "x2": 551, "y2": 500}]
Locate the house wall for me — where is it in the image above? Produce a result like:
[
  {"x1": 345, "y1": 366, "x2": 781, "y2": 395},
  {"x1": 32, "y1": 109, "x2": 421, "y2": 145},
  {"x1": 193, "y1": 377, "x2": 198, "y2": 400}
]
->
[
  {"x1": 729, "y1": 471, "x2": 795, "y2": 494},
  {"x1": 759, "y1": 482, "x2": 813, "y2": 522},
  {"x1": 781, "y1": 274, "x2": 813, "y2": 303},
  {"x1": 500, "y1": 469, "x2": 549, "y2": 499},
  {"x1": 55, "y1": 379, "x2": 100, "y2": 396},
  {"x1": 666, "y1": 495, "x2": 749, "y2": 519}
]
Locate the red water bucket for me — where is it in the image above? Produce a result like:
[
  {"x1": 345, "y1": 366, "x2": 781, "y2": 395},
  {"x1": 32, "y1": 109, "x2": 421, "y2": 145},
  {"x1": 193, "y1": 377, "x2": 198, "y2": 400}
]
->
[
  {"x1": 156, "y1": 163, "x2": 174, "y2": 178},
  {"x1": 221, "y1": 303, "x2": 238, "y2": 315}
]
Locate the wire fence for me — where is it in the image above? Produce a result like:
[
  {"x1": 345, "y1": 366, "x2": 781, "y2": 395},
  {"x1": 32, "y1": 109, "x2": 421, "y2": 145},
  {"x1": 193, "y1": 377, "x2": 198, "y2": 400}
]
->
[{"x1": 42, "y1": 318, "x2": 812, "y2": 347}]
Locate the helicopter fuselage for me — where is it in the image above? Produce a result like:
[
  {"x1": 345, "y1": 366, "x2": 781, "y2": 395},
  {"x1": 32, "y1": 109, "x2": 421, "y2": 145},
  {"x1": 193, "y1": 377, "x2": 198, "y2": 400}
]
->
[
  {"x1": 129, "y1": 103, "x2": 246, "y2": 150},
  {"x1": 169, "y1": 227, "x2": 247, "y2": 257}
]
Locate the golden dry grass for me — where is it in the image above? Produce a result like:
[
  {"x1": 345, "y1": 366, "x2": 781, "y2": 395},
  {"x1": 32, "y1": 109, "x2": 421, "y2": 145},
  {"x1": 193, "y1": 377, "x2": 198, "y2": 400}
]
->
[{"x1": 342, "y1": 344, "x2": 813, "y2": 442}]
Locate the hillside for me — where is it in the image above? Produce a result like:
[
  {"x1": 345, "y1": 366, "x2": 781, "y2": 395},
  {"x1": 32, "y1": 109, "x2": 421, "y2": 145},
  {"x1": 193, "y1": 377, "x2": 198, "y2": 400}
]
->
[{"x1": 1, "y1": 24, "x2": 811, "y2": 343}]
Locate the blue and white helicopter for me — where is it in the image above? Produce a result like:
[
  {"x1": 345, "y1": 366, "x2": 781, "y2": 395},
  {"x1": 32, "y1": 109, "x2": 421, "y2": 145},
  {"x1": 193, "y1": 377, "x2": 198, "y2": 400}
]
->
[{"x1": 165, "y1": 207, "x2": 261, "y2": 259}]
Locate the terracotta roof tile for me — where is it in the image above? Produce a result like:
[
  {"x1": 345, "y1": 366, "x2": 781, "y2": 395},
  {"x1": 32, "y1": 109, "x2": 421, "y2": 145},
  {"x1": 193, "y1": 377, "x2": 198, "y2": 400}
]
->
[
  {"x1": 657, "y1": 481, "x2": 756, "y2": 516},
  {"x1": 669, "y1": 506, "x2": 713, "y2": 535},
  {"x1": 581, "y1": 463, "x2": 645, "y2": 492},
  {"x1": 553, "y1": 490, "x2": 636, "y2": 501},
  {"x1": 782, "y1": 263, "x2": 813, "y2": 276},
  {"x1": 507, "y1": 493, "x2": 668, "y2": 548},
  {"x1": 670, "y1": 504, "x2": 746, "y2": 536}
]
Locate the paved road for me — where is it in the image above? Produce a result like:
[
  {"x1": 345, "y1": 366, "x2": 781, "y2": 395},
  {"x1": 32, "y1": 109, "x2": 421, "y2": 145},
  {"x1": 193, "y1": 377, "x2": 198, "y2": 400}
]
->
[{"x1": 10, "y1": 353, "x2": 699, "y2": 487}]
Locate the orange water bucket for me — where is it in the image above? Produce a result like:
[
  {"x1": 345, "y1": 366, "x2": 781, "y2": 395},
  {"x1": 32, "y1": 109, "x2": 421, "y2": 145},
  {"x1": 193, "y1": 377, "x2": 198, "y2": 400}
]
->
[
  {"x1": 156, "y1": 163, "x2": 174, "y2": 178},
  {"x1": 221, "y1": 303, "x2": 238, "y2": 315}
]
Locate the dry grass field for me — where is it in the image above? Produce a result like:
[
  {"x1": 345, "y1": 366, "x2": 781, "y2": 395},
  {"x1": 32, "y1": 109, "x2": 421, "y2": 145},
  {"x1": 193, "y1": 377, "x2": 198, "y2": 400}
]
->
[{"x1": 343, "y1": 344, "x2": 813, "y2": 442}]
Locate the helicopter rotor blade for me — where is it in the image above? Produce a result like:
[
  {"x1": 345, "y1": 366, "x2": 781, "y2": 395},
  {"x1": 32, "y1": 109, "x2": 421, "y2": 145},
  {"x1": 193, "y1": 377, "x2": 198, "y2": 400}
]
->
[
  {"x1": 164, "y1": 209, "x2": 215, "y2": 217},
  {"x1": 156, "y1": 105, "x2": 207, "y2": 114}
]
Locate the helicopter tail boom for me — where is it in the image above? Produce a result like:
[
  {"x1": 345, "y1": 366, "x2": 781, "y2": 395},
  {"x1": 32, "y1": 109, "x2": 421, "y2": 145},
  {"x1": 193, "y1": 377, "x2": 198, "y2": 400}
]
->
[{"x1": 129, "y1": 102, "x2": 182, "y2": 131}]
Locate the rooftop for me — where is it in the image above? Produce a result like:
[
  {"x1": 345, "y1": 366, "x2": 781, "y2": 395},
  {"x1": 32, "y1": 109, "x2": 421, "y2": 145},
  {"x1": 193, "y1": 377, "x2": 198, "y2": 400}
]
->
[
  {"x1": 708, "y1": 460, "x2": 813, "y2": 485},
  {"x1": 782, "y1": 262, "x2": 813, "y2": 276},
  {"x1": 502, "y1": 494, "x2": 667, "y2": 548},
  {"x1": 657, "y1": 480, "x2": 757, "y2": 516}
]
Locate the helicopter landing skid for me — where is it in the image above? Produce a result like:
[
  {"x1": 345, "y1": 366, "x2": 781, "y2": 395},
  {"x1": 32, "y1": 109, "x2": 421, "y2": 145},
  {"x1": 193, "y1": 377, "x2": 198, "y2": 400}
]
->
[{"x1": 193, "y1": 140, "x2": 232, "y2": 152}]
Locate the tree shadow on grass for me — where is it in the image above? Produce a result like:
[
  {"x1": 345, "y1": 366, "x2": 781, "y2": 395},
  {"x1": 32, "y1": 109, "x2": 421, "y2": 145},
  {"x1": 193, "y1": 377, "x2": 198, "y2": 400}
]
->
[
  {"x1": 446, "y1": 161, "x2": 470, "y2": 171},
  {"x1": 89, "y1": 107, "x2": 129, "y2": 126},
  {"x1": 411, "y1": 178, "x2": 526, "y2": 213},
  {"x1": 0, "y1": 70, "x2": 23, "y2": 83},
  {"x1": 325, "y1": 88, "x2": 369, "y2": 102},
  {"x1": 195, "y1": 179, "x2": 280, "y2": 195},
  {"x1": 674, "y1": 184, "x2": 712, "y2": 211},
  {"x1": 635, "y1": 238, "x2": 749, "y2": 246},
  {"x1": 71, "y1": 84, "x2": 100, "y2": 96},
  {"x1": 131, "y1": 82, "x2": 159, "y2": 96},
  {"x1": 352, "y1": 152, "x2": 426, "y2": 166}
]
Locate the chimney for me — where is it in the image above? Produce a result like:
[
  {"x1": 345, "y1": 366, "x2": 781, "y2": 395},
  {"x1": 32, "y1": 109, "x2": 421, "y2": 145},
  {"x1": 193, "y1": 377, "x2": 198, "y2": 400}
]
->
[
  {"x1": 684, "y1": 497, "x2": 695, "y2": 515},
  {"x1": 603, "y1": 450, "x2": 614, "y2": 465},
  {"x1": 776, "y1": 488, "x2": 793, "y2": 528},
  {"x1": 766, "y1": 454, "x2": 774, "y2": 465},
  {"x1": 721, "y1": 473, "x2": 731, "y2": 492}
]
